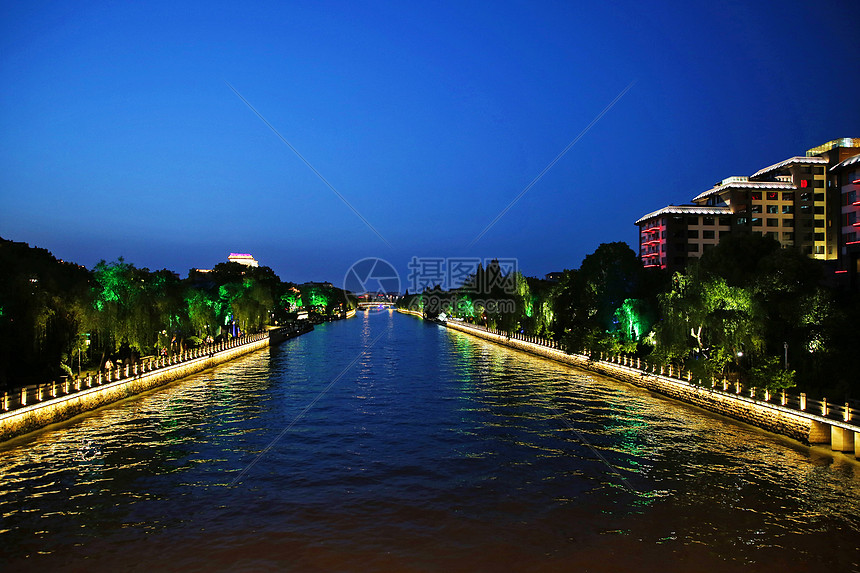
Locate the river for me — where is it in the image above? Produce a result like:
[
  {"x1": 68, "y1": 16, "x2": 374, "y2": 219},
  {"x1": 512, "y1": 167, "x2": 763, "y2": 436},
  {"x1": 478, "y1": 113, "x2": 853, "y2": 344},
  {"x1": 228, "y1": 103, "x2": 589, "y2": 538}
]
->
[{"x1": 1, "y1": 310, "x2": 858, "y2": 572}]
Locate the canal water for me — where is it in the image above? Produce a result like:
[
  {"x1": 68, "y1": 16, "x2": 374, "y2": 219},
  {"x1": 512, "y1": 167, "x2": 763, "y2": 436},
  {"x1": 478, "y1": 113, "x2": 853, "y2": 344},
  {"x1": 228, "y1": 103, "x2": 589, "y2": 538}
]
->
[{"x1": 1, "y1": 311, "x2": 858, "y2": 572}]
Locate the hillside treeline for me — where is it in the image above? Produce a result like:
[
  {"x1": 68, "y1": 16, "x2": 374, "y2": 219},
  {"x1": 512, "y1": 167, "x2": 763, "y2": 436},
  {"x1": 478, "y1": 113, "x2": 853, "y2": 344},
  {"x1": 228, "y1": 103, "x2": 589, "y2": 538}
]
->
[{"x1": 0, "y1": 238, "x2": 352, "y2": 388}]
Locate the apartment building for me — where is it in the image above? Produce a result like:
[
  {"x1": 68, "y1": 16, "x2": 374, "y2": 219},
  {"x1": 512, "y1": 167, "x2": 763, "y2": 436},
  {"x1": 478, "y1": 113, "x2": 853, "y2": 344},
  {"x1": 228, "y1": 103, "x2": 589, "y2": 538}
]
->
[
  {"x1": 635, "y1": 139, "x2": 860, "y2": 273},
  {"x1": 832, "y1": 153, "x2": 860, "y2": 286}
]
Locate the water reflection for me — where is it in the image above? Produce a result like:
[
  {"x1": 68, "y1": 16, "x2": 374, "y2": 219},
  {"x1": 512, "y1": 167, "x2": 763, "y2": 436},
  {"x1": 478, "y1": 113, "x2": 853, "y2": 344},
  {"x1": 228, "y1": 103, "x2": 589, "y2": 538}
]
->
[{"x1": 0, "y1": 312, "x2": 858, "y2": 572}]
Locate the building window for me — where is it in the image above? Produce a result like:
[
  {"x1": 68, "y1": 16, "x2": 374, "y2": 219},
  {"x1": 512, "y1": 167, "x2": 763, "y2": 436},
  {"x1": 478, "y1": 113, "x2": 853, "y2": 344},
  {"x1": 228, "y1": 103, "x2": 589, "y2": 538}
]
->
[
  {"x1": 703, "y1": 230, "x2": 715, "y2": 239},
  {"x1": 784, "y1": 219, "x2": 794, "y2": 227},
  {"x1": 687, "y1": 216, "x2": 699, "y2": 225},
  {"x1": 814, "y1": 246, "x2": 825, "y2": 254},
  {"x1": 783, "y1": 192, "x2": 794, "y2": 201},
  {"x1": 767, "y1": 218, "x2": 779, "y2": 227},
  {"x1": 814, "y1": 166, "x2": 824, "y2": 175},
  {"x1": 814, "y1": 219, "x2": 825, "y2": 228},
  {"x1": 752, "y1": 205, "x2": 763, "y2": 213},
  {"x1": 751, "y1": 218, "x2": 762, "y2": 226},
  {"x1": 845, "y1": 190, "x2": 856, "y2": 205},
  {"x1": 783, "y1": 232, "x2": 794, "y2": 241},
  {"x1": 736, "y1": 217, "x2": 748, "y2": 225},
  {"x1": 782, "y1": 205, "x2": 794, "y2": 214},
  {"x1": 688, "y1": 230, "x2": 699, "y2": 238},
  {"x1": 688, "y1": 244, "x2": 699, "y2": 252},
  {"x1": 814, "y1": 206, "x2": 824, "y2": 214},
  {"x1": 800, "y1": 192, "x2": 812, "y2": 202},
  {"x1": 801, "y1": 166, "x2": 812, "y2": 174},
  {"x1": 751, "y1": 192, "x2": 762, "y2": 201},
  {"x1": 814, "y1": 233, "x2": 825, "y2": 241},
  {"x1": 767, "y1": 205, "x2": 778, "y2": 214},
  {"x1": 814, "y1": 193, "x2": 824, "y2": 202},
  {"x1": 813, "y1": 179, "x2": 824, "y2": 188},
  {"x1": 767, "y1": 191, "x2": 778, "y2": 200},
  {"x1": 719, "y1": 217, "x2": 731, "y2": 226},
  {"x1": 703, "y1": 217, "x2": 714, "y2": 225}
]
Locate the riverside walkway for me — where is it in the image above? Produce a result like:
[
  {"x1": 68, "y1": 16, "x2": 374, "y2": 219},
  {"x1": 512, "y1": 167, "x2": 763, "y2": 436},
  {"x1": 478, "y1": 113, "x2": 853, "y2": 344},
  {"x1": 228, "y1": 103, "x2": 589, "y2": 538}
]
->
[
  {"x1": 400, "y1": 312, "x2": 860, "y2": 457},
  {"x1": 0, "y1": 325, "x2": 311, "y2": 442}
]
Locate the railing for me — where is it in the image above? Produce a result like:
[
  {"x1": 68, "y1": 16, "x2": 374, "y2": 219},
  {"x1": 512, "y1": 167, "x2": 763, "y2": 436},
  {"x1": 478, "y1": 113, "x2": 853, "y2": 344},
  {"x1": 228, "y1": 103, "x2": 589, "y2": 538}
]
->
[
  {"x1": 448, "y1": 322, "x2": 860, "y2": 426},
  {"x1": 466, "y1": 323, "x2": 564, "y2": 350},
  {"x1": 601, "y1": 351, "x2": 860, "y2": 424},
  {"x1": 0, "y1": 332, "x2": 271, "y2": 414}
]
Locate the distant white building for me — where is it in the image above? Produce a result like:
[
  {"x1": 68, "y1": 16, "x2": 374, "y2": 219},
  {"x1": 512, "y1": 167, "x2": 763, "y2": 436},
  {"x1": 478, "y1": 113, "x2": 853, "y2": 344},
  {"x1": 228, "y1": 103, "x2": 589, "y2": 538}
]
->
[{"x1": 228, "y1": 253, "x2": 259, "y2": 267}]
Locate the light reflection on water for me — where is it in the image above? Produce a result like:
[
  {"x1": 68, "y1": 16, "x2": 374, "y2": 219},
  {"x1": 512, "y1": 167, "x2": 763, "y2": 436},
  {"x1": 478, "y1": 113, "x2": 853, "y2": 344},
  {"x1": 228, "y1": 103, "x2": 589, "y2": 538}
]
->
[{"x1": 0, "y1": 310, "x2": 859, "y2": 572}]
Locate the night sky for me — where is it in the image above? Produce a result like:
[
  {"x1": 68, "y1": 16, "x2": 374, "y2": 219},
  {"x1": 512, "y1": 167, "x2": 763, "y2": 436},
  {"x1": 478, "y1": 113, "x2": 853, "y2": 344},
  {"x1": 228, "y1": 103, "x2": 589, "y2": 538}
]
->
[{"x1": 2, "y1": 1, "x2": 859, "y2": 289}]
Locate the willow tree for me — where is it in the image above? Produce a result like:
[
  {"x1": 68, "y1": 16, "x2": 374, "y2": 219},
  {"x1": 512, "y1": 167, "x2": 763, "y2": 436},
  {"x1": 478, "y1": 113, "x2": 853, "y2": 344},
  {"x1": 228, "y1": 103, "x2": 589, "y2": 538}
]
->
[
  {"x1": 655, "y1": 271, "x2": 765, "y2": 382},
  {"x1": 91, "y1": 260, "x2": 185, "y2": 358}
]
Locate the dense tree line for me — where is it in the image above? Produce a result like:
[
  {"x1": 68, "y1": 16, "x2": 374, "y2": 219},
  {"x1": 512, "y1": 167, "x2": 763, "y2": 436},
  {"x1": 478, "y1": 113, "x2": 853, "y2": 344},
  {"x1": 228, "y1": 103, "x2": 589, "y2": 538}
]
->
[
  {"x1": 400, "y1": 238, "x2": 859, "y2": 399},
  {"x1": 0, "y1": 238, "x2": 354, "y2": 389}
]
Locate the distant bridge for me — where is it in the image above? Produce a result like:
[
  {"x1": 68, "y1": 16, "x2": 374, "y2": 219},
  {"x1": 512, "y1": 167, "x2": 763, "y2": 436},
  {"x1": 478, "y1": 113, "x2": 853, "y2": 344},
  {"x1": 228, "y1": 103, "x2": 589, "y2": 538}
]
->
[{"x1": 357, "y1": 301, "x2": 396, "y2": 309}]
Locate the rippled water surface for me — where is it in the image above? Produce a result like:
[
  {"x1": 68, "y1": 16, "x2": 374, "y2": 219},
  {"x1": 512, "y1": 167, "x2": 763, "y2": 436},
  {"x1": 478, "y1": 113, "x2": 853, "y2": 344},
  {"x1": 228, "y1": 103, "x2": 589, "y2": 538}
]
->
[{"x1": 1, "y1": 311, "x2": 859, "y2": 572}]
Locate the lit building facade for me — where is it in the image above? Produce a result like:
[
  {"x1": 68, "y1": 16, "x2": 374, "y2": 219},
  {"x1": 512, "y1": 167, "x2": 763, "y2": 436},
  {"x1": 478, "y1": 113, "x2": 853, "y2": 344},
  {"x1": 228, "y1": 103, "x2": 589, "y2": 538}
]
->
[
  {"x1": 635, "y1": 139, "x2": 860, "y2": 273},
  {"x1": 832, "y1": 153, "x2": 860, "y2": 286},
  {"x1": 748, "y1": 156, "x2": 832, "y2": 259},
  {"x1": 228, "y1": 253, "x2": 259, "y2": 267},
  {"x1": 635, "y1": 205, "x2": 731, "y2": 269}
]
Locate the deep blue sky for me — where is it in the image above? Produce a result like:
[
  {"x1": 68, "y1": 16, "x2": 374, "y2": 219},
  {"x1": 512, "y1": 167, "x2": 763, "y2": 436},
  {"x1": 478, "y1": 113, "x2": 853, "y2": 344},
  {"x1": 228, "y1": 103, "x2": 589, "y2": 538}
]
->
[{"x1": 2, "y1": 0, "x2": 859, "y2": 289}]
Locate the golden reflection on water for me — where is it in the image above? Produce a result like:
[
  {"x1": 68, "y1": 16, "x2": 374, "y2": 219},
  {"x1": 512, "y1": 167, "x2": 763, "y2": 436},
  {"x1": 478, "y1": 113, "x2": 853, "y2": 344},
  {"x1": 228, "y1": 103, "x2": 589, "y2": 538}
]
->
[{"x1": 0, "y1": 314, "x2": 858, "y2": 572}]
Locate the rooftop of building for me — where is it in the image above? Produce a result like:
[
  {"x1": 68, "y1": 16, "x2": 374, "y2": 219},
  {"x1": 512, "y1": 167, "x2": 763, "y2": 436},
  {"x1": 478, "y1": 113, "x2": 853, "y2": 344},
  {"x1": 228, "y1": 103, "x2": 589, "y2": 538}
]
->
[
  {"x1": 749, "y1": 156, "x2": 829, "y2": 180},
  {"x1": 832, "y1": 153, "x2": 860, "y2": 172},
  {"x1": 691, "y1": 178, "x2": 795, "y2": 203},
  {"x1": 806, "y1": 138, "x2": 860, "y2": 157},
  {"x1": 635, "y1": 204, "x2": 731, "y2": 225}
]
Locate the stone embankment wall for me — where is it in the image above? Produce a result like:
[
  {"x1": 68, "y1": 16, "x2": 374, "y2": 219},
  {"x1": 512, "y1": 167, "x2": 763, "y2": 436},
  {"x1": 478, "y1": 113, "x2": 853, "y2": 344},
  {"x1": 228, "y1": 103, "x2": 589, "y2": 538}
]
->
[
  {"x1": 396, "y1": 308, "x2": 425, "y2": 319},
  {"x1": 443, "y1": 321, "x2": 856, "y2": 450},
  {"x1": 0, "y1": 328, "x2": 305, "y2": 443}
]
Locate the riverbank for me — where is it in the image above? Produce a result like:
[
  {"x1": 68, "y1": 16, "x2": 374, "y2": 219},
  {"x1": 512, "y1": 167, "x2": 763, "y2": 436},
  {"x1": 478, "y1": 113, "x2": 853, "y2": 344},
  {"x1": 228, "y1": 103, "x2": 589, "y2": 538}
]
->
[
  {"x1": 395, "y1": 308, "x2": 424, "y2": 319},
  {"x1": 439, "y1": 319, "x2": 860, "y2": 457},
  {"x1": 0, "y1": 324, "x2": 313, "y2": 443}
]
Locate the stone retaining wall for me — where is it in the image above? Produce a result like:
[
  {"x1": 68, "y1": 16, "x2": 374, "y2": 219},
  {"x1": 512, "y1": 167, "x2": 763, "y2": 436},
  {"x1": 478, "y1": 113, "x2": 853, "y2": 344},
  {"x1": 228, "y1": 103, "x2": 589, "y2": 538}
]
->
[
  {"x1": 0, "y1": 337, "x2": 271, "y2": 443},
  {"x1": 444, "y1": 321, "x2": 826, "y2": 445}
]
